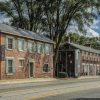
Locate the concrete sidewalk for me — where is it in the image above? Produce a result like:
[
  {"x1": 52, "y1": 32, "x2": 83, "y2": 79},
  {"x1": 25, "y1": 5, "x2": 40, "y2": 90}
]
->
[
  {"x1": 78, "y1": 76, "x2": 100, "y2": 79},
  {"x1": 0, "y1": 78, "x2": 57, "y2": 85},
  {"x1": 0, "y1": 76, "x2": 100, "y2": 85}
]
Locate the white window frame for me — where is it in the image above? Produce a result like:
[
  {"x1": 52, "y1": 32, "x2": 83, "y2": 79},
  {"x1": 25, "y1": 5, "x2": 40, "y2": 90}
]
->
[
  {"x1": 18, "y1": 39, "x2": 25, "y2": 51},
  {"x1": 45, "y1": 44, "x2": 50, "y2": 55},
  {"x1": 18, "y1": 58, "x2": 25, "y2": 67},
  {"x1": 6, "y1": 36, "x2": 14, "y2": 50},
  {"x1": 37, "y1": 42, "x2": 43, "y2": 54},
  {"x1": 5, "y1": 57, "x2": 14, "y2": 75},
  {"x1": 28, "y1": 41, "x2": 34, "y2": 53}
]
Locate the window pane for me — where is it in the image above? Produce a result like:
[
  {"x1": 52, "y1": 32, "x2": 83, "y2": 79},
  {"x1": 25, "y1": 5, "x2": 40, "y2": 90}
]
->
[
  {"x1": 18, "y1": 40, "x2": 25, "y2": 51},
  {"x1": 45, "y1": 44, "x2": 50, "y2": 54},
  {"x1": 19, "y1": 60, "x2": 24, "y2": 67},
  {"x1": 37, "y1": 43, "x2": 42, "y2": 53},
  {"x1": 8, "y1": 38, "x2": 13, "y2": 49},
  {"x1": 8, "y1": 60, "x2": 13, "y2": 73},
  {"x1": 28, "y1": 42, "x2": 33, "y2": 52},
  {"x1": 43, "y1": 64, "x2": 50, "y2": 72}
]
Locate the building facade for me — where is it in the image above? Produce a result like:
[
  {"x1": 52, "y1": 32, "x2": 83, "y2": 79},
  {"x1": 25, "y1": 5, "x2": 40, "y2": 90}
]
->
[
  {"x1": 57, "y1": 42, "x2": 100, "y2": 78},
  {"x1": 0, "y1": 24, "x2": 54, "y2": 80}
]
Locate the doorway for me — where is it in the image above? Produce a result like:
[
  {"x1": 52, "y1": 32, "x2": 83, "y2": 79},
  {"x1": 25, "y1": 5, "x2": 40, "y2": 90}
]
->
[
  {"x1": 29, "y1": 62, "x2": 34, "y2": 78},
  {"x1": 67, "y1": 51, "x2": 75, "y2": 77}
]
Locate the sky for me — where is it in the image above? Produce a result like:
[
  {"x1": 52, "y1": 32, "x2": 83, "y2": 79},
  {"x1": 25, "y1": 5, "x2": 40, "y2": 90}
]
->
[{"x1": 91, "y1": 16, "x2": 100, "y2": 35}]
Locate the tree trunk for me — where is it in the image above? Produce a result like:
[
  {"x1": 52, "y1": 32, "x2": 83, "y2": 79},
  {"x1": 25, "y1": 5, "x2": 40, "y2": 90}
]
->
[{"x1": 53, "y1": 42, "x2": 60, "y2": 77}]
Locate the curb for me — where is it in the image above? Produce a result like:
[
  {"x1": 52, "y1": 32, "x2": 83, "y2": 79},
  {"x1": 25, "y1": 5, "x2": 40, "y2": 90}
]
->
[{"x1": 0, "y1": 78, "x2": 57, "y2": 85}]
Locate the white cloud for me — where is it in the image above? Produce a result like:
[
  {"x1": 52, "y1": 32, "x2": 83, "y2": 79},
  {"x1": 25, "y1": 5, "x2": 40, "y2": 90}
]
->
[{"x1": 90, "y1": 19, "x2": 100, "y2": 30}]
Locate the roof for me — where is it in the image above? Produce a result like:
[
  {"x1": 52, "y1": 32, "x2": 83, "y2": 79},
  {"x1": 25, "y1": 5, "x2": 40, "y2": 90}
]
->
[
  {"x1": 0, "y1": 24, "x2": 54, "y2": 44},
  {"x1": 62, "y1": 42, "x2": 100, "y2": 54}
]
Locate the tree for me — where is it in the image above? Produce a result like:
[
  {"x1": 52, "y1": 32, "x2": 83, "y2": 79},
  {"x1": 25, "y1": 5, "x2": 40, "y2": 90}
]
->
[
  {"x1": 40, "y1": 0, "x2": 100, "y2": 75},
  {"x1": 0, "y1": 0, "x2": 43, "y2": 32}
]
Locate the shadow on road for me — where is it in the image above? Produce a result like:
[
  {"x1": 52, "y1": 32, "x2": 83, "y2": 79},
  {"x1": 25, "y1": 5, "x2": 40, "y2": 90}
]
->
[{"x1": 73, "y1": 98, "x2": 100, "y2": 100}]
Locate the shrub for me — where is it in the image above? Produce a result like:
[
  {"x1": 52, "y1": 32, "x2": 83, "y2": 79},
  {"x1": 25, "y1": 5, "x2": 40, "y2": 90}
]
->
[{"x1": 58, "y1": 72, "x2": 67, "y2": 78}]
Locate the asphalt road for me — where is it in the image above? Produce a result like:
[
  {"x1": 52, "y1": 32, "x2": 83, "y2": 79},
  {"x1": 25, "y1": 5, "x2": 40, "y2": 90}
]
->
[
  {"x1": 0, "y1": 78, "x2": 100, "y2": 100},
  {"x1": 37, "y1": 87, "x2": 100, "y2": 100}
]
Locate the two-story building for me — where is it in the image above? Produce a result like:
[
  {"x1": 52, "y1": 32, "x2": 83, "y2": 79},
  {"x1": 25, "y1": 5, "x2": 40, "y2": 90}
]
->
[
  {"x1": 56, "y1": 42, "x2": 100, "y2": 78},
  {"x1": 0, "y1": 24, "x2": 54, "y2": 80}
]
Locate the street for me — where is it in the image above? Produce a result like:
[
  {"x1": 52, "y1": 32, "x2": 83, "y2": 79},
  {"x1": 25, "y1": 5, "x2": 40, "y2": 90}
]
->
[
  {"x1": 0, "y1": 78, "x2": 100, "y2": 100},
  {"x1": 37, "y1": 87, "x2": 100, "y2": 100}
]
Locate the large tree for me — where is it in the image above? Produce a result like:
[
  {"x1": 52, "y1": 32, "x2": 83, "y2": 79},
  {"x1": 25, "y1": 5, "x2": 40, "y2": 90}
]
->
[
  {"x1": 0, "y1": 0, "x2": 43, "y2": 31},
  {"x1": 0, "y1": 0, "x2": 100, "y2": 76},
  {"x1": 40, "y1": 0, "x2": 100, "y2": 74}
]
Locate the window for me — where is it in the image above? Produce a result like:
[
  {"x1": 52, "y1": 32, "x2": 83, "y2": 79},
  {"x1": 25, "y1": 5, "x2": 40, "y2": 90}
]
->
[
  {"x1": 45, "y1": 44, "x2": 50, "y2": 54},
  {"x1": 43, "y1": 64, "x2": 50, "y2": 72},
  {"x1": 37, "y1": 43, "x2": 43, "y2": 53},
  {"x1": 86, "y1": 52, "x2": 88, "y2": 56},
  {"x1": 50, "y1": 45, "x2": 53, "y2": 54},
  {"x1": 33, "y1": 42, "x2": 37, "y2": 52},
  {"x1": 82, "y1": 51, "x2": 84, "y2": 56},
  {"x1": 90, "y1": 53, "x2": 92, "y2": 57},
  {"x1": 28, "y1": 41, "x2": 33, "y2": 52},
  {"x1": 19, "y1": 60, "x2": 24, "y2": 67},
  {"x1": 6, "y1": 59, "x2": 14, "y2": 74},
  {"x1": 18, "y1": 39, "x2": 25, "y2": 51},
  {"x1": 6, "y1": 37, "x2": 14, "y2": 49}
]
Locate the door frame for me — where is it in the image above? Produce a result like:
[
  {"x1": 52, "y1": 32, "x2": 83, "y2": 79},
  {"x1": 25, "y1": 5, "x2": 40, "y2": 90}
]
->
[{"x1": 29, "y1": 61, "x2": 35, "y2": 78}]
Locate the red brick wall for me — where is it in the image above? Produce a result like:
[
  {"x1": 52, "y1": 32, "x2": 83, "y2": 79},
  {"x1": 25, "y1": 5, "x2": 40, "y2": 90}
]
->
[{"x1": 0, "y1": 33, "x2": 53, "y2": 80}]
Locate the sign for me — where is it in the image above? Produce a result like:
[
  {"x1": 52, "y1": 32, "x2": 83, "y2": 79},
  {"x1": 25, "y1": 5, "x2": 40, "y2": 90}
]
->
[{"x1": 0, "y1": 45, "x2": 5, "y2": 61}]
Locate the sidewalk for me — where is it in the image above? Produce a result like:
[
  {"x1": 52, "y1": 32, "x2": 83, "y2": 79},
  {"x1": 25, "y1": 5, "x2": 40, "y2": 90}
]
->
[
  {"x1": 0, "y1": 78, "x2": 57, "y2": 85},
  {"x1": 0, "y1": 76, "x2": 100, "y2": 85},
  {"x1": 78, "y1": 76, "x2": 100, "y2": 79}
]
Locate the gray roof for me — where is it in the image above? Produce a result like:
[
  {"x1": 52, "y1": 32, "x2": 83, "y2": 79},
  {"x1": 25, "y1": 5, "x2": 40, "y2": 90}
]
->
[
  {"x1": 0, "y1": 24, "x2": 54, "y2": 44},
  {"x1": 63, "y1": 42, "x2": 100, "y2": 54}
]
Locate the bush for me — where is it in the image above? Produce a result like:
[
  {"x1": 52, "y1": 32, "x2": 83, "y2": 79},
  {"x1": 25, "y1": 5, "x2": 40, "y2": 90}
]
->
[{"x1": 58, "y1": 72, "x2": 67, "y2": 78}]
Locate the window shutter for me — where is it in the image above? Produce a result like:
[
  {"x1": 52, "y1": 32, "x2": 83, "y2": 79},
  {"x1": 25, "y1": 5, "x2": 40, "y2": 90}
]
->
[
  {"x1": 13, "y1": 38, "x2": 15, "y2": 49},
  {"x1": 12, "y1": 60, "x2": 15, "y2": 73},
  {"x1": 18, "y1": 40, "x2": 20, "y2": 51},
  {"x1": 24, "y1": 40, "x2": 26, "y2": 51},
  {"x1": 5, "y1": 59, "x2": 8, "y2": 74},
  {"x1": 5, "y1": 36, "x2": 8, "y2": 49}
]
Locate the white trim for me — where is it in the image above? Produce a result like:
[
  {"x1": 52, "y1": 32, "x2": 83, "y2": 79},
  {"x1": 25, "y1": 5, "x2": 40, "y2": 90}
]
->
[
  {"x1": 18, "y1": 58, "x2": 25, "y2": 60},
  {"x1": 19, "y1": 59, "x2": 25, "y2": 67},
  {"x1": 17, "y1": 38, "x2": 25, "y2": 52},
  {"x1": 6, "y1": 35, "x2": 15, "y2": 50},
  {"x1": 6, "y1": 57, "x2": 14, "y2": 59},
  {"x1": 29, "y1": 61, "x2": 35, "y2": 78}
]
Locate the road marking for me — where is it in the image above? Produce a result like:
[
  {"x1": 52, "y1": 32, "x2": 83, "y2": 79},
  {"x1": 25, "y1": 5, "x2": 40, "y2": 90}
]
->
[{"x1": 27, "y1": 84, "x2": 100, "y2": 100}]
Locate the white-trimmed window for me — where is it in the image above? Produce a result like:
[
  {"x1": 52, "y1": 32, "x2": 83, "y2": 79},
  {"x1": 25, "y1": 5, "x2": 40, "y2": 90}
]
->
[
  {"x1": 43, "y1": 64, "x2": 50, "y2": 72},
  {"x1": 86, "y1": 52, "x2": 88, "y2": 56},
  {"x1": 6, "y1": 36, "x2": 14, "y2": 49},
  {"x1": 33, "y1": 42, "x2": 37, "y2": 52},
  {"x1": 45, "y1": 44, "x2": 50, "y2": 55},
  {"x1": 28, "y1": 41, "x2": 33, "y2": 52},
  {"x1": 50, "y1": 45, "x2": 53, "y2": 54},
  {"x1": 37, "y1": 43, "x2": 43, "y2": 54},
  {"x1": 19, "y1": 59, "x2": 24, "y2": 67},
  {"x1": 90, "y1": 53, "x2": 92, "y2": 57},
  {"x1": 18, "y1": 39, "x2": 25, "y2": 51},
  {"x1": 5, "y1": 59, "x2": 14, "y2": 74},
  {"x1": 82, "y1": 51, "x2": 84, "y2": 56}
]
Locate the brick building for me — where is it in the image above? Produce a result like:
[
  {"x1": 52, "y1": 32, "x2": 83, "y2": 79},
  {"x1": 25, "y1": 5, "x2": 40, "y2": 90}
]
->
[
  {"x1": 56, "y1": 42, "x2": 100, "y2": 78},
  {"x1": 0, "y1": 24, "x2": 54, "y2": 80}
]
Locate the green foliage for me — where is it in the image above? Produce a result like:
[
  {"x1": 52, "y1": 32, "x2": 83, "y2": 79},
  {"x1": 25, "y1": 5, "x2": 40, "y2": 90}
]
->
[
  {"x1": 63, "y1": 33, "x2": 100, "y2": 50},
  {"x1": 58, "y1": 72, "x2": 67, "y2": 78}
]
